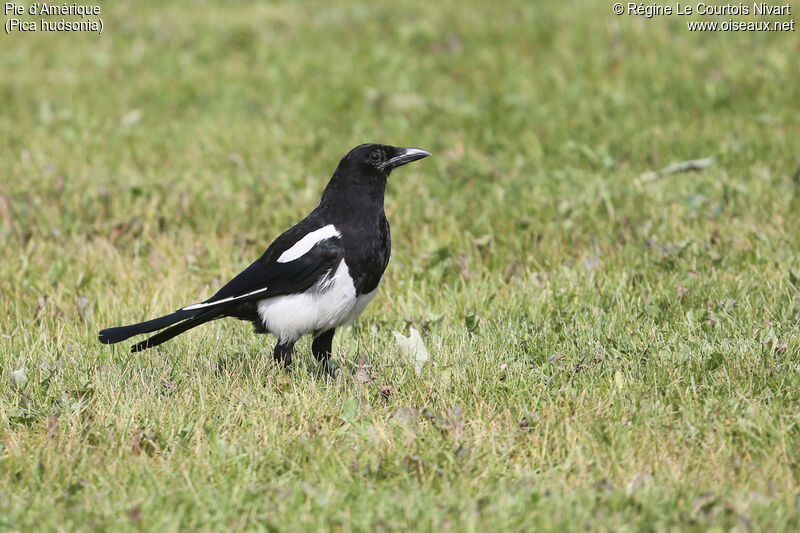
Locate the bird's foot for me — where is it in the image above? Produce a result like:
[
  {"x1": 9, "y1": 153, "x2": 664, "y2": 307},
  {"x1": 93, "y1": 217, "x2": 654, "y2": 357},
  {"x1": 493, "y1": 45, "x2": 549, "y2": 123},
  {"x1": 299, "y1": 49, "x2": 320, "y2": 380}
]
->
[
  {"x1": 324, "y1": 360, "x2": 341, "y2": 380},
  {"x1": 273, "y1": 342, "x2": 294, "y2": 369}
]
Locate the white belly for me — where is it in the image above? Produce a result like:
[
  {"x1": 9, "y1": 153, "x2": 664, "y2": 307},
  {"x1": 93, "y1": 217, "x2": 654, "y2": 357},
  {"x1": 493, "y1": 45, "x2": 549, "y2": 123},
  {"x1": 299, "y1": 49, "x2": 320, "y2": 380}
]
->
[{"x1": 257, "y1": 259, "x2": 378, "y2": 342}]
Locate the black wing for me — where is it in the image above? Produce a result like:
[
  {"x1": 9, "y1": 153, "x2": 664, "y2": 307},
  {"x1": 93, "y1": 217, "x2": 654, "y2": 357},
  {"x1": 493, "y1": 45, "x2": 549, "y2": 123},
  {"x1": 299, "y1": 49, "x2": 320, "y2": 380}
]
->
[{"x1": 184, "y1": 237, "x2": 343, "y2": 311}]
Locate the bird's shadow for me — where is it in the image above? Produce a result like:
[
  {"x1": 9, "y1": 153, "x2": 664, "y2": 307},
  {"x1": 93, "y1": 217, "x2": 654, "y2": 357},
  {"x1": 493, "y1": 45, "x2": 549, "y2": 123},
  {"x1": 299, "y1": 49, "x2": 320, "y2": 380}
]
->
[{"x1": 210, "y1": 350, "x2": 344, "y2": 381}]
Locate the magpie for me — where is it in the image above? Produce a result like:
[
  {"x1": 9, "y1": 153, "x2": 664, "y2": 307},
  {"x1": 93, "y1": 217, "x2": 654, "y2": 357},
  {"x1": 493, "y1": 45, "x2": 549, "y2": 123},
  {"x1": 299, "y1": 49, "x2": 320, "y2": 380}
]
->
[{"x1": 99, "y1": 144, "x2": 430, "y2": 376}]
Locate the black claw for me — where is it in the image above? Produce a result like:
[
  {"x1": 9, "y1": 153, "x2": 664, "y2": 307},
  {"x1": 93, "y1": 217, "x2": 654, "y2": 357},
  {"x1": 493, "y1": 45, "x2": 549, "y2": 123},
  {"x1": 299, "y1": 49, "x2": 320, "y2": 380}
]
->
[{"x1": 325, "y1": 360, "x2": 340, "y2": 379}]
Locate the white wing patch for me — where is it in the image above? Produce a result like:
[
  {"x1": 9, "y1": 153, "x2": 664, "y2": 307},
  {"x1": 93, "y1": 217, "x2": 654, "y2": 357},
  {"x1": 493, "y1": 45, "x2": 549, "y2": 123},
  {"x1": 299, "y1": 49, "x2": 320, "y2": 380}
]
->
[
  {"x1": 277, "y1": 224, "x2": 341, "y2": 263},
  {"x1": 181, "y1": 287, "x2": 270, "y2": 311}
]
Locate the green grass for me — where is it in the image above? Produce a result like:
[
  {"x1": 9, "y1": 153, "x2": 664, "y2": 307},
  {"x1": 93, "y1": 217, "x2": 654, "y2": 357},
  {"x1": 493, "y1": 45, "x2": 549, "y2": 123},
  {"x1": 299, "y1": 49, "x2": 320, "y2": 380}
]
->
[{"x1": 2, "y1": 0, "x2": 800, "y2": 530}]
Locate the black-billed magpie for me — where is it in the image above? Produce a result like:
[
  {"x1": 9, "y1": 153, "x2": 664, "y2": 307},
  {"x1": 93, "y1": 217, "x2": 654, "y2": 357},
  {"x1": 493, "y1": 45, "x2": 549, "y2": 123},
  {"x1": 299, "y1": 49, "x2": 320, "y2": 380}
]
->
[{"x1": 99, "y1": 144, "x2": 430, "y2": 375}]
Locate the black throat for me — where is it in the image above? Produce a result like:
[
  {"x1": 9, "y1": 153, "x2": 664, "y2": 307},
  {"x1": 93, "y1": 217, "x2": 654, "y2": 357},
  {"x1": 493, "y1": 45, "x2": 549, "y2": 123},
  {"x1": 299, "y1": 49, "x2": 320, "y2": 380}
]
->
[
  {"x1": 316, "y1": 169, "x2": 391, "y2": 294},
  {"x1": 319, "y1": 169, "x2": 387, "y2": 222}
]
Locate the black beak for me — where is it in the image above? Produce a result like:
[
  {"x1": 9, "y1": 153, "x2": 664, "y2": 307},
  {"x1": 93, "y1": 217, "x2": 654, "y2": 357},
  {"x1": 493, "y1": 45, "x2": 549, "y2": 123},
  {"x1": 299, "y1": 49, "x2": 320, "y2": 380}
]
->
[{"x1": 382, "y1": 147, "x2": 432, "y2": 170}]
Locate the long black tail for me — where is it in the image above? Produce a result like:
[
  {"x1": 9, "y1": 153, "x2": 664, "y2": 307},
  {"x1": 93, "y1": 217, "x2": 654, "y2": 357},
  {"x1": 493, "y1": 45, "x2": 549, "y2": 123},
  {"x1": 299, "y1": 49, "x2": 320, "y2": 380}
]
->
[
  {"x1": 99, "y1": 308, "x2": 203, "y2": 345},
  {"x1": 129, "y1": 311, "x2": 221, "y2": 352}
]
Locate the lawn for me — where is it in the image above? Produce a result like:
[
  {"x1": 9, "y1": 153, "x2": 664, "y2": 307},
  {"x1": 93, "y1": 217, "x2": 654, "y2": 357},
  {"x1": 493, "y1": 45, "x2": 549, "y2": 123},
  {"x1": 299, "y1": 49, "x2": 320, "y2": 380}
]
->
[{"x1": 1, "y1": 0, "x2": 799, "y2": 530}]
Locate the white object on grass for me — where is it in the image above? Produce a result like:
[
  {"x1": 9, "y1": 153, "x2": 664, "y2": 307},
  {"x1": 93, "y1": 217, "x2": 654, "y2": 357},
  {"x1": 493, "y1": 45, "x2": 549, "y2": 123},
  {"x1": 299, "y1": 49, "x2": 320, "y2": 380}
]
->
[{"x1": 393, "y1": 327, "x2": 430, "y2": 375}]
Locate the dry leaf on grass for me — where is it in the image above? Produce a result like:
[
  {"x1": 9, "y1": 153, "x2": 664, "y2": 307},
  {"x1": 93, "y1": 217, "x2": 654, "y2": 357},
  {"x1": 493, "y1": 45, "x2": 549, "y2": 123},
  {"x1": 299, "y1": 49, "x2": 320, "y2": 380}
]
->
[
  {"x1": 393, "y1": 327, "x2": 429, "y2": 375},
  {"x1": 355, "y1": 355, "x2": 375, "y2": 384}
]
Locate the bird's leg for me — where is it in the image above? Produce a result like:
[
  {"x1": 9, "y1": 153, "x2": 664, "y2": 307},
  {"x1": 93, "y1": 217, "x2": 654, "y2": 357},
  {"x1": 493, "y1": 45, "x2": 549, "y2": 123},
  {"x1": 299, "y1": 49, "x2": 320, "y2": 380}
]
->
[
  {"x1": 273, "y1": 340, "x2": 295, "y2": 368},
  {"x1": 312, "y1": 328, "x2": 338, "y2": 378},
  {"x1": 311, "y1": 329, "x2": 335, "y2": 362}
]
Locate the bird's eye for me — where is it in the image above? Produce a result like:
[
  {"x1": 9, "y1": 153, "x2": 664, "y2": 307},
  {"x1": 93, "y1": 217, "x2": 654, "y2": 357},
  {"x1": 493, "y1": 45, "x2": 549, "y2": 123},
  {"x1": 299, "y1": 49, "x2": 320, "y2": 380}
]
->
[{"x1": 369, "y1": 151, "x2": 382, "y2": 163}]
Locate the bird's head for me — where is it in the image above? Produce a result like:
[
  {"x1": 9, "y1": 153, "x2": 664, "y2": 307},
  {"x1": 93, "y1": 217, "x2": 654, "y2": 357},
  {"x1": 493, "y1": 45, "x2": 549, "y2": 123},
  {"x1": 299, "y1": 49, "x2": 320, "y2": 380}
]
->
[
  {"x1": 336, "y1": 143, "x2": 431, "y2": 180},
  {"x1": 321, "y1": 143, "x2": 431, "y2": 207}
]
